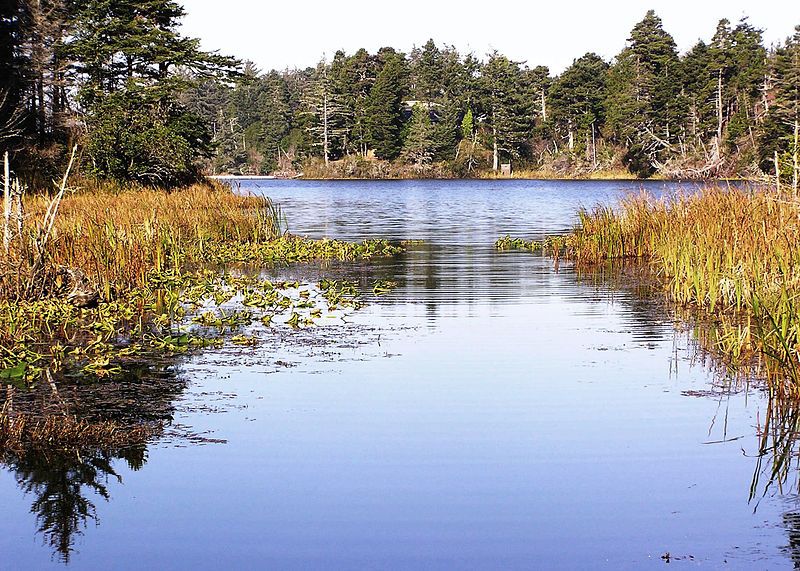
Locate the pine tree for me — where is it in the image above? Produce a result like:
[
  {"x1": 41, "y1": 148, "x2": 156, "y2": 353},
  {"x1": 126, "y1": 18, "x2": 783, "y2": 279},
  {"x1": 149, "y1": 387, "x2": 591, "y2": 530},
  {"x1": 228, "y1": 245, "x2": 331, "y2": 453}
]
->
[
  {"x1": 605, "y1": 10, "x2": 684, "y2": 176},
  {"x1": 479, "y1": 52, "x2": 532, "y2": 170},
  {"x1": 63, "y1": 0, "x2": 239, "y2": 185},
  {"x1": 523, "y1": 65, "x2": 551, "y2": 127},
  {"x1": 329, "y1": 48, "x2": 378, "y2": 157},
  {"x1": 549, "y1": 53, "x2": 608, "y2": 159},
  {"x1": 759, "y1": 26, "x2": 800, "y2": 190},
  {"x1": 0, "y1": 0, "x2": 27, "y2": 148},
  {"x1": 726, "y1": 19, "x2": 767, "y2": 152},
  {"x1": 410, "y1": 39, "x2": 442, "y2": 103},
  {"x1": 258, "y1": 70, "x2": 293, "y2": 172},
  {"x1": 681, "y1": 40, "x2": 713, "y2": 144},
  {"x1": 364, "y1": 49, "x2": 407, "y2": 160},
  {"x1": 303, "y1": 59, "x2": 350, "y2": 165},
  {"x1": 402, "y1": 103, "x2": 435, "y2": 166}
]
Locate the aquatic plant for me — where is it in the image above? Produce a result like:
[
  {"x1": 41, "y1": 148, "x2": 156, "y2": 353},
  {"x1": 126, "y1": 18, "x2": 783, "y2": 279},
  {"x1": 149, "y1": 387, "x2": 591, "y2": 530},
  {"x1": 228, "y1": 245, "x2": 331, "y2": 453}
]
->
[
  {"x1": 495, "y1": 236, "x2": 542, "y2": 252},
  {"x1": 0, "y1": 171, "x2": 407, "y2": 450}
]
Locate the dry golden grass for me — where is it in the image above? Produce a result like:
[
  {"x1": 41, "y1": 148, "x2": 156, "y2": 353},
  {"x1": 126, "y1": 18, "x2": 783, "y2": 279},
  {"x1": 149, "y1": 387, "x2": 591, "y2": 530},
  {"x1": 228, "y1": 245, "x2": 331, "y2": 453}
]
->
[{"x1": 1, "y1": 181, "x2": 280, "y2": 300}]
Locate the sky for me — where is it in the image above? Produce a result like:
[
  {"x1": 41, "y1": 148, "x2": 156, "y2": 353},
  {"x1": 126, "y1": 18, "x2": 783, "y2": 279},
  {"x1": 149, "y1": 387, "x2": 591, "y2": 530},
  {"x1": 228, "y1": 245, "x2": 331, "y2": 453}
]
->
[{"x1": 180, "y1": 1, "x2": 799, "y2": 74}]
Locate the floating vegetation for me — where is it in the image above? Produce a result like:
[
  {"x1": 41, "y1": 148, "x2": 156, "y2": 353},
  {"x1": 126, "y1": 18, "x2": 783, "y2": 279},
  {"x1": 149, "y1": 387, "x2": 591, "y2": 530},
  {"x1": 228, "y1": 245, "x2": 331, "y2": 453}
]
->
[
  {"x1": 495, "y1": 236, "x2": 541, "y2": 252},
  {"x1": 0, "y1": 179, "x2": 407, "y2": 450},
  {"x1": 0, "y1": 270, "x2": 399, "y2": 387},
  {"x1": 200, "y1": 236, "x2": 403, "y2": 266},
  {"x1": 372, "y1": 279, "x2": 399, "y2": 296}
]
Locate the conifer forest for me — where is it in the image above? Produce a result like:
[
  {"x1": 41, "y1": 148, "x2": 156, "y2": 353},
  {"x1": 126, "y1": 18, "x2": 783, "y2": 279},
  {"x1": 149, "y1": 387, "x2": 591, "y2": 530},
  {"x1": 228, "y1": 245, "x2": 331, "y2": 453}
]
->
[{"x1": 2, "y1": 3, "x2": 799, "y2": 182}]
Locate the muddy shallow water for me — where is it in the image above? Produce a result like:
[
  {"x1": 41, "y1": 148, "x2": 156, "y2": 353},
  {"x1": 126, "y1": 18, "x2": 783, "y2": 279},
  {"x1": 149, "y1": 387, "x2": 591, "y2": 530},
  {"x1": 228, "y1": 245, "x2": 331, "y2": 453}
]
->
[{"x1": 2, "y1": 179, "x2": 798, "y2": 569}]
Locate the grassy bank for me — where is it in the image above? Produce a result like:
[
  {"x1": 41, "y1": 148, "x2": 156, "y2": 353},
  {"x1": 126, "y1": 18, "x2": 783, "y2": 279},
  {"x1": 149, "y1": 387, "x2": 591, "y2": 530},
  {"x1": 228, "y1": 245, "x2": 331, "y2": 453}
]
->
[
  {"x1": 0, "y1": 179, "x2": 404, "y2": 452},
  {"x1": 558, "y1": 186, "x2": 800, "y2": 391}
]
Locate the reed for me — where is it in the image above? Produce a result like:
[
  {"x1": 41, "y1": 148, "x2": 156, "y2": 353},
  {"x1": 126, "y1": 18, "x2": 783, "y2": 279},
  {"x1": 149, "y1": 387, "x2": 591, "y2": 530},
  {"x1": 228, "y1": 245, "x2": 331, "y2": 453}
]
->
[
  {"x1": 563, "y1": 185, "x2": 800, "y2": 391},
  {"x1": 1, "y1": 181, "x2": 282, "y2": 299}
]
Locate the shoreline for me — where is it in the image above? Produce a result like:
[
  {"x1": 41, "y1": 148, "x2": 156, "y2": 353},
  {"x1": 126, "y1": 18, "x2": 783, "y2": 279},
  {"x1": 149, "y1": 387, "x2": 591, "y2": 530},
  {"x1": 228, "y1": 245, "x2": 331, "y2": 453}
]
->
[{"x1": 209, "y1": 174, "x2": 765, "y2": 184}]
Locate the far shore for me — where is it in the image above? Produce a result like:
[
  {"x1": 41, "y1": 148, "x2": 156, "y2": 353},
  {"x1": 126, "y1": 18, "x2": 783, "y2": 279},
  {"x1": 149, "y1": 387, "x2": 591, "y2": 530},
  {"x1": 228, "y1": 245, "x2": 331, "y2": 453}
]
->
[{"x1": 208, "y1": 173, "x2": 764, "y2": 184}]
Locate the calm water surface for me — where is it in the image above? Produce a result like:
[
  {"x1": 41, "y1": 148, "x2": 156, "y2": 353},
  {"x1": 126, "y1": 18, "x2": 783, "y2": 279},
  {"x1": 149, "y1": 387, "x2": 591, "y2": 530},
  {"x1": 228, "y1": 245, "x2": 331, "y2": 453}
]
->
[{"x1": 2, "y1": 179, "x2": 797, "y2": 569}]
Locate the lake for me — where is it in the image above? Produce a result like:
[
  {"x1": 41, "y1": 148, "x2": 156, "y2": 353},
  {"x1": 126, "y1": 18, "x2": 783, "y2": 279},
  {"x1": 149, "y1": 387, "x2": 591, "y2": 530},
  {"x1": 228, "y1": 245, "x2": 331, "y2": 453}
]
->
[{"x1": 2, "y1": 179, "x2": 797, "y2": 569}]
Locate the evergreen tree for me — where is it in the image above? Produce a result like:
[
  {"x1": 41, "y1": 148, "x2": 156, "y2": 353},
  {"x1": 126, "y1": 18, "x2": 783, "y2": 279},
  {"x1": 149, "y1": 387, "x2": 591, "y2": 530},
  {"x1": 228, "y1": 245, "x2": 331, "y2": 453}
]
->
[
  {"x1": 479, "y1": 52, "x2": 532, "y2": 170},
  {"x1": 681, "y1": 40, "x2": 713, "y2": 144},
  {"x1": 549, "y1": 53, "x2": 608, "y2": 159},
  {"x1": 257, "y1": 70, "x2": 293, "y2": 172},
  {"x1": 0, "y1": 0, "x2": 27, "y2": 148},
  {"x1": 726, "y1": 19, "x2": 767, "y2": 151},
  {"x1": 85, "y1": 88, "x2": 213, "y2": 185},
  {"x1": 303, "y1": 59, "x2": 350, "y2": 164},
  {"x1": 364, "y1": 49, "x2": 407, "y2": 160},
  {"x1": 605, "y1": 10, "x2": 684, "y2": 176},
  {"x1": 523, "y1": 65, "x2": 551, "y2": 128},
  {"x1": 330, "y1": 48, "x2": 377, "y2": 157},
  {"x1": 410, "y1": 39, "x2": 442, "y2": 103},
  {"x1": 402, "y1": 103, "x2": 435, "y2": 166},
  {"x1": 63, "y1": 0, "x2": 236, "y2": 100},
  {"x1": 759, "y1": 26, "x2": 800, "y2": 187},
  {"x1": 62, "y1": 0, "x2": 239, "y2": 185}
]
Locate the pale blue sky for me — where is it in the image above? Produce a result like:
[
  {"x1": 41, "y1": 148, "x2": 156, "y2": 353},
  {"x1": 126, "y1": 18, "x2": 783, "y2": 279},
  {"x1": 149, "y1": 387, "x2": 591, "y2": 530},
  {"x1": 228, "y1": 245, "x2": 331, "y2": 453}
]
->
[{"x1": 181, "y1": 0, "x2": 798, "y2": 73}]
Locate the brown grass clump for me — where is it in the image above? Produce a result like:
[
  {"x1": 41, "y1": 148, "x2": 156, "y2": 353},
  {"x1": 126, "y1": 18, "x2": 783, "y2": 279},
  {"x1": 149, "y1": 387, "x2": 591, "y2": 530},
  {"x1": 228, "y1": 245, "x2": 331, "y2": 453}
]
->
[
  {"x1": 0, "y1": 413, "x2": 158, "y2": 455},
  {"x1": 1, "y1": 181, "x2": 281, "y2": 301}
]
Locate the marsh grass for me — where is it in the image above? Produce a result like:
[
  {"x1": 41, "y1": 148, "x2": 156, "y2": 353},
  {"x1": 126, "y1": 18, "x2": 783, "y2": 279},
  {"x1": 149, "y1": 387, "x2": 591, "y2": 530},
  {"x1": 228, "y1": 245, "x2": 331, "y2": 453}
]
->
[
  {"x1": 563, "y1": 186, "x2": 800, "y2": 391},
  {"x1": 7, "y1": 182, "x2": 282, "y2": 298},
  {"x1": 0, "y1": 176, "x2": 405, "y2": 450}
]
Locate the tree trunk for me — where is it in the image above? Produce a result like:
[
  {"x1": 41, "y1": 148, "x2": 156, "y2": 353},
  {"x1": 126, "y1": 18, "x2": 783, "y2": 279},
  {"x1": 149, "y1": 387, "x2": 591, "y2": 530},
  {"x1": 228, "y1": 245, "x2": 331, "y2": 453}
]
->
[
  {"x1": 716, "y1": 69, "x2": 724, "y2": 148},
  {"x1": 323, "y1": 92, "x2": 329, "y2": 166},
  {"x1": 492, "y1": 123, "x2": 499, "y2": 171},
  {"x1": 37, "y1": 74, "x2": 46, "y2": 146},
  {"x1": 540, "y1": 89, "x2": 547, "y2": 122},
  {"x1": 567, "y1": 119, "x2": 574, "y2": 152}
]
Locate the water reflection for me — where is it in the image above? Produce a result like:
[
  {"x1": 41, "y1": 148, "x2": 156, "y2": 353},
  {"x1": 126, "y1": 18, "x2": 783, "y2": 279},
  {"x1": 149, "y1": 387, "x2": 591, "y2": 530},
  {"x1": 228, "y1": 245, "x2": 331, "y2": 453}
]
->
[
  {"x1": 1, "y1": 179, "x2": 797, "y2": 567},
  {"x1": 1, "y1": 361, "x2": 184, "y2": 562},
  {"x1": 4, "y1": 445, "x2": 146, "y2": 563},
  {"x1": 575, "y1": 261, "x2": 800, "y2": 507}
]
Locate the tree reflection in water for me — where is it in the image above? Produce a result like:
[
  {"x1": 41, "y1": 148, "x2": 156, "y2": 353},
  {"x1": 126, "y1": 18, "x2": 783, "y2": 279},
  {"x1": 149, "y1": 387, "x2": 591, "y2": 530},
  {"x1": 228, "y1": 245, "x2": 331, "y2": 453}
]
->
[
  {"x1": 1, "y1": 360, "x2": 186, "y2": 562},
  {"x1": 4, "y1": 445, "x2": 146, "y2": 563}
]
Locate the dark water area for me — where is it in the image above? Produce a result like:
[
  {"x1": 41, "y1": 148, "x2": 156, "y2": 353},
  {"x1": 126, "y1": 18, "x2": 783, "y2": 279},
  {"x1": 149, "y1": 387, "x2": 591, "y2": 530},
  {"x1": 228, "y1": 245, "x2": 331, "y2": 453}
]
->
[{"x1": 2, "y1": 179, "x2": 798, "y2": 569}]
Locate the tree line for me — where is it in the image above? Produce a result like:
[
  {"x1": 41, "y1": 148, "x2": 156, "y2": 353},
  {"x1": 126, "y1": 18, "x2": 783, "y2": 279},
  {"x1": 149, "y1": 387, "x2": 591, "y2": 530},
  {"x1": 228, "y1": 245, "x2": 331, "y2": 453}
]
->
[
  {"x1": 1, "y1": 4, "x2": 798, "y2": 185},
  {"x1": 188, "y1": 11, "x2": 800, "y2": 181}
]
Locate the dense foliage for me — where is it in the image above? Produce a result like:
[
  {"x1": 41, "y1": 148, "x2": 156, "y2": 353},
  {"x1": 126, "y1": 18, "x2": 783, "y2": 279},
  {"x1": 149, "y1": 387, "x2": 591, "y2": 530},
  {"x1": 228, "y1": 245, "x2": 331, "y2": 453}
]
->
[
  {"x1": 183, "y1": 13, "x2": 800, "y2": 180},
  {"x1": 1, "y1": 3, "x2": 798, "y2": 181},
  {"x1": 0, "y1": 0, "x2": 238, "y2": 186}
]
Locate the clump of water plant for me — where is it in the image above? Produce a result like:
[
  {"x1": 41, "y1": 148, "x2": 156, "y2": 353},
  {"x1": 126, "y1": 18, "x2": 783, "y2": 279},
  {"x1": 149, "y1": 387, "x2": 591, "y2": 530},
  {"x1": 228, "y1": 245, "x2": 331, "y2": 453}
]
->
[
  {"x1": 495, "y1": 236, "x2": 541, "y2": 252},
  {"x1": 0, "y1": 153, "x2": 407, "y2": 451}
]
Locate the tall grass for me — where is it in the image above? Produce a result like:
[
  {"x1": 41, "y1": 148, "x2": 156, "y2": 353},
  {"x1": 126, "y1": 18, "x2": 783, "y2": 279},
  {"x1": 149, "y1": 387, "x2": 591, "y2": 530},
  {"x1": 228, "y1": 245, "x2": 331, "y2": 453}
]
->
[
  {"x1": 0, "y1": 181, "x2": 282, "y2": 301},
  {"x1": 565, "y1": 186, "x2": 800, "y2": 391}
]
